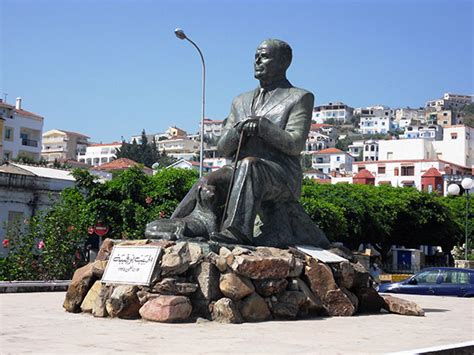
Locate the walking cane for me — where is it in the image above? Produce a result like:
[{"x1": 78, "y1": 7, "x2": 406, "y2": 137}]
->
[{"x1": 220, "y1": 129, "x2": 246, "y2": 231}]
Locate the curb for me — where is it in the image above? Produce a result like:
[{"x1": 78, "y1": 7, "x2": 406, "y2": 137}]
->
[
  {"x1": 389, "y1": 341, "x2": 474, "y2": 355},
  {"x1": 0, "y1": 280, "x2": 70, "y2": 293}
]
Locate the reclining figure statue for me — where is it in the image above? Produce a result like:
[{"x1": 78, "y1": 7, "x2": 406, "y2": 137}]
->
[{"x1": 145, "y1": 38, "x2": 329, "y2": 249}]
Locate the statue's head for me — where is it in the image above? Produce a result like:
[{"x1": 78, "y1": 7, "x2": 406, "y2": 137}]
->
[{"x1": 254, "y1": 39, "x2": 292, "y2": 82}]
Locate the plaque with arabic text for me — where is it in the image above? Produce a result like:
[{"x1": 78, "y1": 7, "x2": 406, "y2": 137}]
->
[{"x1": 101, "y1": 245, "x2": 162, "y2": 286}]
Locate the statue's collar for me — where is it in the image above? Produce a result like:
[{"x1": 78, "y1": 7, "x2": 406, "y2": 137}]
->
[{"x1": 258, "y1": 78, "x2": 292, "y2": 92}]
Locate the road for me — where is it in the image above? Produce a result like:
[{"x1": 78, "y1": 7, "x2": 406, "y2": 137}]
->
[{"x1": 0, "y1": 292, "x2": 473, "y2": 354}]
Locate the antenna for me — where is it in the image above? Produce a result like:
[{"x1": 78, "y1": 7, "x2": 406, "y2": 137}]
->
[{"x1": 2, "y1": 93, "x2": 7, "y2": 103}]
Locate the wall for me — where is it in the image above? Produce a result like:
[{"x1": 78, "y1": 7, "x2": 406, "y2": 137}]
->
[{"x1": 0, "y1": 172, "x2": 75, "y2": 256}]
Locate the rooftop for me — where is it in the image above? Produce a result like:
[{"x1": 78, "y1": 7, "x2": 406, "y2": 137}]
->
[
  {"x1": 315, "y1": 148, "x2": 344, "y2": 155},
  {"x1": 0, "y1": 101, "x2": 43, "y2": 120},
  {"x1": 0, "y1": 162, "x2": 75, "y2": 181},
  {"x1": 96, "y1": 158, "x2": 153, "y2": 173}
]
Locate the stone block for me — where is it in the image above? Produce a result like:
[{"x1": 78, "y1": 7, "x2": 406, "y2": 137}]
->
[
  {"x1": 269, "y1": 291, "x2": 306, "y2": 319},
  {"x1": 254, "y1": 279, "x2": 288, "y2": 297},
  {"x1": 193, "y1": 261, "x2": 222, "y2": 302},
  {"x1": 355, "y1": 287, "x2": 385, "y2": 314},
  {"x1": 324, "y1": 289, "x2": 356, "y2": 317},
  {"x1": 152, "y1": 278, "x2": 198, "y2": 296},
  {"x1": 304, "y1": 258, "x2": 337, "y2": 299},
  {"x1": 211, "y1": 298, "x2": 243, "y2": 323},
  {"x1": 239, "y1": 293, "x2": 272, "y2": 322},
  {"x1": 139, "y1": 295, "x2": 192, "y2": 322},
  {"x1": 335, "y1": 261, "x2": 355, "y2": 290},
  {"x1": 382, "y1": 295, "x2": 425, "y2": 316},
  {"x1": 63, "y1": 260, "x2": 107, "y2": 313},
  {"x1": 352, "y1": 262, "x2": 370, "y2": 290},
  {"x1": 80, "y1": 280, "x2": 102, "y2": 313},
  {"x1": 92, "y1": 284, "x2": 112, "y2": 317},
  {"x1": 106, "y1": 285, "x2": 141, "y2": 319},
  {"x1": 219, "y1": 273, "x2": 255, "y2": 300},
  {"x1": 229, "y1": 255, "x2": 290, "y2": 279},
  {"x1": 161, "y1": 242, "x2": 191, "y2": 276}
]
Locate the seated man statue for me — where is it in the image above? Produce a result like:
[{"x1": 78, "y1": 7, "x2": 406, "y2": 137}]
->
[{"x1": 145, "y1": 39, "x2": 329, "y2": 249}]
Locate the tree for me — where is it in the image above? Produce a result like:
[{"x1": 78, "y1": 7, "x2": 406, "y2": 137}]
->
[
  {"x1": 335, "y1": 136, "x2": 353, "y2": 151},
  {"x1": 115, "y1": 129, "x2": 175, "y2": 168},
  {"x1": 300, "y1": 154, "x2": 313, "y2": 170},
  {"x1": 300, "y1": 180, "x2": 461, "y2": 258}
]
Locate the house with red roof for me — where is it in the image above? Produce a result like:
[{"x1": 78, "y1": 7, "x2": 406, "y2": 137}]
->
[
  {"x1": 1, "y1": 98, "x2": 44, "y2": 162},
  {"x1": 95, "y1": 158, "x2": 153, "y2": 175},
  {"x1": 312, "y1": 148, "x2": 354, "y2": 175},
  {"x1": 79, "y1": 141, "x2": 122, "y2": 166}
]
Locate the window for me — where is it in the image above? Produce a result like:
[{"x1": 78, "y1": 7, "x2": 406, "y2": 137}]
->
[
  {"x1": 451, "y1": 133, "x2": 458, "y2": 139},
  {"x1": 401, "y1": 166, "x2": 415, "y2": 176},
  {"x1": 378, "y1": 166, "x2": 386, "y2": 174},
  {"x1": 387, "y1": 152, "x2": 393, "y2": 160},
  {"x1": 413, "y1": 270, "x2": 439, "y2": 284},
  {"x1": 370, "y1": 145, "x2": 375, "y2": 152},
  {"x1": 438, "y1": 270, "x2": 470, "y2": 284},
  {"x1": 5, "y1": 127, "x2": 13, "y2": 141},
  {"x1": 336, "y1": 156, "x2": 340, "y2": 161},
  {"x1": 4, "y1": 151, "x2": 11, "y2": 160}
]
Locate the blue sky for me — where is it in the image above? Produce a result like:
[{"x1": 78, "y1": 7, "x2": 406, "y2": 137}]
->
[{"x1": 1, "y1": 0, "x2": 473, "y2": 142}]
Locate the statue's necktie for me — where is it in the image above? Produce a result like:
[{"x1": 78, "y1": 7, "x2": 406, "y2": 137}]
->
[{"x1": 253, "y1": 88, "x2": 267, "y2": 114}]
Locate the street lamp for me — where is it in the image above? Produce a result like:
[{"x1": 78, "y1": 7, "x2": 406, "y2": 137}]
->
[
  {"x1": 174, "y1": 28, "x2": 206, "y2": 178},
  {"x1": 448, "y1": 177, "x2": 473, "y2": 260}
]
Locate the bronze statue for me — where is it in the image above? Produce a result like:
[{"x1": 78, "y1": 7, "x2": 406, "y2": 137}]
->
[{"x1": 145, "y1": 39, "x2": 329, "y2": 248}]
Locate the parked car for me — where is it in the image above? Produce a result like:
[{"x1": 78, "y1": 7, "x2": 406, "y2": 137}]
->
[{"x1": 378, "y1": 267, "x2": 474, "y2": 297}]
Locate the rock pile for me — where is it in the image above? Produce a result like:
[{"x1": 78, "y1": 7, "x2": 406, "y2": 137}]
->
[{"x1": 63, "y1": 239, "x2": 424, "y2": 323}]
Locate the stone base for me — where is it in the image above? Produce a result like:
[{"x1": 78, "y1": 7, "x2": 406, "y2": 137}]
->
[{"x1": 63, "y1": 238, "x2": 424, "y2": 323}]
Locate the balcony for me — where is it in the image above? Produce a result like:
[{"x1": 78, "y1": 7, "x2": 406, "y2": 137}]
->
[{"x1": 22, "y1": 138, "x2": 38, "y2": 147}]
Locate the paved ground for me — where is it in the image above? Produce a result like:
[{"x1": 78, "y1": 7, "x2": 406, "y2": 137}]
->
[{"x1": 0, "y1": 292, "x2": 472, "y2": 354}]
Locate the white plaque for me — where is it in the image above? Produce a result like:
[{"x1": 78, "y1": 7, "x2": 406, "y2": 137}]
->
[
  {"x1": 296, "y1": 245, "x2": 347, "y2": 263},
  {"x1": 101, "y1": 245, "x2": 162, "y2": 286}
]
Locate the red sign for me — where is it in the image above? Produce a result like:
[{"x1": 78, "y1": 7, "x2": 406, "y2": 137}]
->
[{"x1": 94, "y1": 224, "x2": 109, "y2": 237}]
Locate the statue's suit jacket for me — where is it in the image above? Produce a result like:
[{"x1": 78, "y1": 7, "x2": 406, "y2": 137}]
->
[{"x1": 217, "y1": 79, "x2": 314, "y2": 200}]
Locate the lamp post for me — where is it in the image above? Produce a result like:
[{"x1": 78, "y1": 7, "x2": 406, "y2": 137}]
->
[
  {"x1": 174, "y1": 28, "x2": 206, "y2": 178},
  {"x1": 448, "y1": 177, "x2": 473, "y2": 261}
]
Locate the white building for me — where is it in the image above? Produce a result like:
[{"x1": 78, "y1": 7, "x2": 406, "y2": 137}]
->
[
  {"x1": 201, "y1": 119, "x2": 224, "y2": 140},
  {"x1": 426, "y1": 93, "x2": 472, "y2": 111},
  {"x1": 377, "y1": 125, "x2": 473, "y2": 171},
  {"x1": 401, "y1": 124, "x2": 443, "y2": 140},
  {"x1": 1, "y1": 98, "x2": 44, "y2": 162},
  {"x1": 305, "y1": 132, "x2": 336, "y2": 152},
  {"x1": 166, "y1": 159, "x2": 212, "y2": 174},
  {"x1": 130, "y1": 127, "x2": 188, "y2": 145},
  {"x1": 432, "y1": 125, "x2": 474, "y2": 168},
  {"x1": 356, "y1": 105, "x2": 396, "y2": 135},
  {"x1": 312, "y1": 102, "x2": 354, "y2": 124},
  {"x1": 348, "y1": 140, "x2": 365, "y2": 160},
  {"x1": 157, "y1": 137, "x2": 200, "y2": 160},
  {"x1": 0, "y1": 162, "x2": 76, "y2": 254},
  {"x1": 348, "y1": 139, "x2": 380, "y2": 161},
  {"x1": 312, "y1": 148, "x2": 354, "y2": 174},
  {"x1": 41, "y1": 129, "x2": 89, "y2": 163},
  {"x1": 350, "y1": 159, "x2": 470, "y2": 192},
  {"x1": 79, "y1": 142, "x2": 122, "y2": 166}
]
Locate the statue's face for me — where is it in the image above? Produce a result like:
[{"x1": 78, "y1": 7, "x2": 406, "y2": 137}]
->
[{"x1": 254, "y1": 41, "x2": 285, "y2": 81}]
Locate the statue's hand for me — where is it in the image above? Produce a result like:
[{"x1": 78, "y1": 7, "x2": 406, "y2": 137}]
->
[{"x1": 235, "y1": 116, "x2": 260, "y2": 136}]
